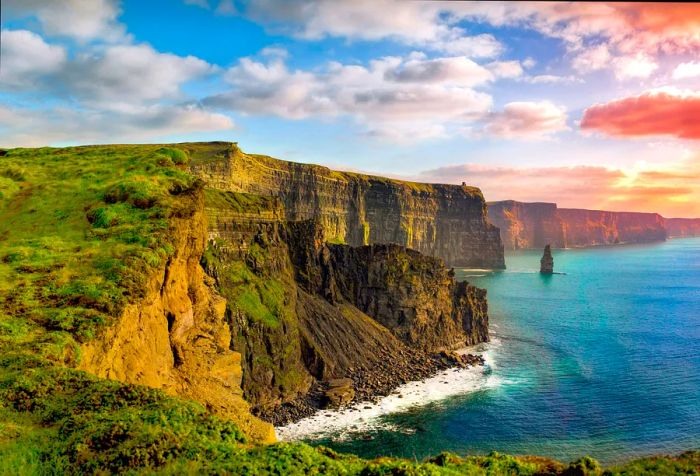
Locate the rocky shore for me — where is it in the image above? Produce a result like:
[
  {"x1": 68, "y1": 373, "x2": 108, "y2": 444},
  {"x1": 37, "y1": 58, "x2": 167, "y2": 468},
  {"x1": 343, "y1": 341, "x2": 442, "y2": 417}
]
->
[{"x1": 262, "y1": 351, "x2": 485, "y2": 426}]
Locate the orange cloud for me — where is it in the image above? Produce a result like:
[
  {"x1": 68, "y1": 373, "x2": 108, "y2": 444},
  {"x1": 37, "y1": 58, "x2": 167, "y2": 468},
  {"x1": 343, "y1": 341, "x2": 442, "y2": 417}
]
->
[
  {"x1": 581, "y1": 89, "x2": 700, "y2": 140},
  {"x1": 616, "y1": 3, "x2": 700, "y2": 34},
  {"x1": 416, "y1": 157, "x2": 700, "y2": 217}
]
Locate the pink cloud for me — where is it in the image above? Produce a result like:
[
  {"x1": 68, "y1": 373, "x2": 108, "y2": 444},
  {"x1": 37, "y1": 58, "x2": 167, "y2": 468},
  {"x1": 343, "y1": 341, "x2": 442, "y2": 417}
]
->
[
  {"x1": 481, "y1": 101, "x2": 568, "y2": 139},
  {"x1": 581, "y1": 89, "x2": 700, "y2": 140},
  {"x1": 415, "y1": 158, "x2": 700, "y2": 217}
]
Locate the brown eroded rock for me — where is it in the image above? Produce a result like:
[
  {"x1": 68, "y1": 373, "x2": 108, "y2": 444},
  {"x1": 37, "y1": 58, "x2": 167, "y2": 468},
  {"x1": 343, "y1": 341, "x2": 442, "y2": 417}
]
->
[
  {"x1": 323, "y1": 378, "x2": 355, "y2": 408},
  {"x1": 78, "y1": 185, "x2": 275, "y2": 444}
]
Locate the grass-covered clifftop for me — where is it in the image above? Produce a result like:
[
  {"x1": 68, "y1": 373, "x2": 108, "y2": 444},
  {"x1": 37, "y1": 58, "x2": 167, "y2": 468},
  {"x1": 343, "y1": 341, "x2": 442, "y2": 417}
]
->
[
  {"x1": 0, "y1": 145, "x2": 198, "y2": 359},
  {"x1": 0, "y1": 143, "x2": 697, "y2": 474}
]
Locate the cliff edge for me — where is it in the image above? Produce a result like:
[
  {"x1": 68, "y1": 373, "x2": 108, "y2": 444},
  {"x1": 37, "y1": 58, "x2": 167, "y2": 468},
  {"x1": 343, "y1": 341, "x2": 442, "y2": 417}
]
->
[{"x1": 190, "y1": 142, "x2": 505, "y2": 269}]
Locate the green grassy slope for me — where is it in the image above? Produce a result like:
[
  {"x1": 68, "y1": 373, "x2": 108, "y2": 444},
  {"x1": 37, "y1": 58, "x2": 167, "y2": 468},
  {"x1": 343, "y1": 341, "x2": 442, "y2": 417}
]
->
[{"x1": 0, "y1": 144, "x2": 697, "y2": 474}]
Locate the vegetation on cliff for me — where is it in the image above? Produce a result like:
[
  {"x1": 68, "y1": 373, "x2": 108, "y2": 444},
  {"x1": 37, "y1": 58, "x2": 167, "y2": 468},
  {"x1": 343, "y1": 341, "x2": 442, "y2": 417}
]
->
[
  {"x1": 0, "y1": 144, "x2": 696, "y2": 474},
  {"x1": 0, "y1": 145, "x2": 199, "y2": 363}
]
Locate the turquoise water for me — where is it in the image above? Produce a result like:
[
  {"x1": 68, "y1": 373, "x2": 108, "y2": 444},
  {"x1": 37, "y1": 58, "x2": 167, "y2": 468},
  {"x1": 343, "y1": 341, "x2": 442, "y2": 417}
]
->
[{"x1": 311, "y1": 238, "x2": 700, "y2": 464}]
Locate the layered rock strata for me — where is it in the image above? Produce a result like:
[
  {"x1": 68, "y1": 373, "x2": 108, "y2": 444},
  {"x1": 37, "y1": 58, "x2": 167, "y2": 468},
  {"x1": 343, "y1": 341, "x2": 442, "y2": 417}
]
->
[
  {"x1": 202, "y1": 188, "x2": 489, "y2": 422},
  {"x1": 488, "y1": 200, "x2": 668, "y2": 249},
  {"x1": 487, "y1": 201, "x2": 566, "y2": 249},
  {"x1": 189, "y1": 143, "x2": 505, "y2": 269}
]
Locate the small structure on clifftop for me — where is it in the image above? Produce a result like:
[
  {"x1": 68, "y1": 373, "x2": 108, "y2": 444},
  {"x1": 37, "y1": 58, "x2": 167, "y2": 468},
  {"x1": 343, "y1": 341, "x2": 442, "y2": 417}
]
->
[{"x1": 540, "y1": 244, "x2": 554, "y2": 274}]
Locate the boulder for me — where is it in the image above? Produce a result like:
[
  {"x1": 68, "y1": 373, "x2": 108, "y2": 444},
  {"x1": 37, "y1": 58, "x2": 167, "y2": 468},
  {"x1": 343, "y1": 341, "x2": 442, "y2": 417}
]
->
[{"x1": 323, "y1": 378, "x2": 355, "y2": 408}]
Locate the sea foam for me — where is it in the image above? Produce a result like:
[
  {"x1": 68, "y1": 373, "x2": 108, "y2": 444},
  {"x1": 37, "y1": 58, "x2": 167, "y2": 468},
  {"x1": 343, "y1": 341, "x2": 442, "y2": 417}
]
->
[{"x1": 275, "y1": 341, "x2": 502, "y2": 442}]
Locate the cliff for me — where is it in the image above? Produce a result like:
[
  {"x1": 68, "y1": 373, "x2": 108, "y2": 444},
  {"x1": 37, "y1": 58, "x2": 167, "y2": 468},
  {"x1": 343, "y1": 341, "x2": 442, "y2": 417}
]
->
[
  {"x1": 315, "y1": 242, "x2": 488, "y2": 350},
  {"x1": 1, "y1": 144, "x2": 697, "y2": 474},
  {"x1": 558, "y1": 208, "x2": 667, "y2": 247},
  {"x1": 202, "y1": 187, "x2": 489, "y2": 419},
  {"x1": 190, "y1": 143, "x2": 505, "y2": 269},
  {"x1": 487, "y1": 201, "x2": 565, "y2": 249},
  {"x1": 488, "y1": 200, "x2": 667, "y2": 249},
  {"x1": 665, "y1": 218, "x2": 700, "y2": 238},
  {"x1": 0, "y1": 143, "x2": 489, "y2": 444},
  {"x1": 78, "y1": 185, "x2": 275, "y2": 443}
]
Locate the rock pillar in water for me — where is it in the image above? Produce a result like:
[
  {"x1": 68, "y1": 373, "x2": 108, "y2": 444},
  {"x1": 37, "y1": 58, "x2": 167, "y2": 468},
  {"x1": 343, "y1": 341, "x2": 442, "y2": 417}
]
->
[{"x1": 540, "y1": 244, "x2": 554, "y2": 274}]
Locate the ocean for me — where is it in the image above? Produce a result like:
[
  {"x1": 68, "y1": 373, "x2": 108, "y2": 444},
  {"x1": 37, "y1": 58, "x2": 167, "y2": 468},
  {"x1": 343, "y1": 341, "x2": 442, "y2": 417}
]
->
[{"x1": 277, "y1": 237, "x2": 700, "y2": 465}]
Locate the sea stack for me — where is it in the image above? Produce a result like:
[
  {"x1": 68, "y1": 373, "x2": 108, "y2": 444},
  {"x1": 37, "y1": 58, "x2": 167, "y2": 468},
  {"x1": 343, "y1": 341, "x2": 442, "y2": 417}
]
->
[{"x1": 540, "y1": 244, "x2": 554, "y2": 274}]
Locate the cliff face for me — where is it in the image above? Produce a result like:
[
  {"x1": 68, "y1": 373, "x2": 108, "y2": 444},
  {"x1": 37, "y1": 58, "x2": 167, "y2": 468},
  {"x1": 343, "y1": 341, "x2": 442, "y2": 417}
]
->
[
  {"x1": 190, "y1": 143, "x2": 505, "y2": 269},
  {"x1": 665, "y1": 218, "x2": 700, "y2": 238},
  {"x1": 558, "y1": 208, "x2": 667, "y2": 247},
  {"x1": 79, "y1": 185, "x2": 275, "y2": 443},
  {"x1": 202, "y1": 187, "x2": 489, "y2": 415},
  {"x1": 489, "y1": 200, "x2": 667, "y2": 249},
  {"x1": 318, "y1": 242, "x2": 487, "y2": 350},
  {"x1": 487, "y1": 201, "x2": 565, "y2": 249}
]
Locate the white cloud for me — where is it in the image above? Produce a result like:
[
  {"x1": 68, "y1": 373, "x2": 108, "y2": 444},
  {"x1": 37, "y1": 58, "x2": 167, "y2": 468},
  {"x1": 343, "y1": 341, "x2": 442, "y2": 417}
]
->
[
  {"x1": 611, "y1": 53, "x2": 658, "y2": 80},
  {"x1": 241, "y1": 0, "x2": 503, "y2": 58},
  {"x1": 481, "y1": 101, "x2": 568, "y2": 140},
  {"x1": 260, "y1": 46, "x2": 289, "y2": 58},
  {"x1": 672, "y1": 61, "x2": 700, "y2": 80},
  {"x1": 216, "y1": 0, "x2": 237, "y2": 16},
  {"x1": 3, "y1": 0, "x2": 126, "y2": 42},
  {"x1": 0, "y1": 104, "x2": 234, "y2": 147},
  {"x1": 65, "y1": 44, "x2": 216, "y2": 105},
  {"x1": 204, "y1": 54, "x2": 496, "y2": 141},
  {"x1": 485, "y1": 60, "x2": 524, "y2": 79},
  {"x1": 571, "y1": 44, "x2": 611, "y2": 73},
  {"x1": 425, "y1": 30, "x2": 503, "y2": 58},
  {"x1": 522, "y1": 57, "x2": 537, "y2": 69},
  {"x1": 525, "y1": 74, "x2": 582, "y2": 84},
  {"x1": 231, "y1": 2, "x2": 700, "y2": 85},
  {"x1": 572, "y1": 45, "x2": 657, "y2": 80},
  {"x1": 385, "y1": 55, "x2": 494, "y2": 86},
  {"x1": 0, "y1": 30, "x2": 67, "y2": 88}
]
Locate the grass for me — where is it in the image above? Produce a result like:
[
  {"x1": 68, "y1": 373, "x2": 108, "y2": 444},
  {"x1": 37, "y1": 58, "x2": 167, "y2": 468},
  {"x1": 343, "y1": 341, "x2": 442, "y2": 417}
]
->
[
  {"x1": 202, "y1": 242, "x2": 286, "y2": 329},
  {"x1": 204, "y1": 187, "x2": 280, "y2": 215},
  {"x1": 0, "y1": 143, "x2": 697, "y2": 474},
  {"x1": 0, "y1": 145, "x2": 199, "y2": 360}
]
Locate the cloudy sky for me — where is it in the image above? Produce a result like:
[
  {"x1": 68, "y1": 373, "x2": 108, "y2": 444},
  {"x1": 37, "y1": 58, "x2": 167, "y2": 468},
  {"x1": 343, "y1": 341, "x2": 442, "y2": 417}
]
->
[{"x1": 1, "y1": 1, "x2": 699, "y2": 216}]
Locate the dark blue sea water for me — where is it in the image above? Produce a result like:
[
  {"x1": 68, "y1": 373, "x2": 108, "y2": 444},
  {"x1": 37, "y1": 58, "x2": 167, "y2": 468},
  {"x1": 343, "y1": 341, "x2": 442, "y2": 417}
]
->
[{"x1": 299, "y1": 238, "x2": 700, "y2": 464}]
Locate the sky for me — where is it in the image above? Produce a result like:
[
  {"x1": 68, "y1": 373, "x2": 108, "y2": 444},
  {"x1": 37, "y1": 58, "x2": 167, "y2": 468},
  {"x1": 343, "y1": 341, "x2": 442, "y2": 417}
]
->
[{"x1": 1, "y1": 1, "x2": 699, "y2": 217}]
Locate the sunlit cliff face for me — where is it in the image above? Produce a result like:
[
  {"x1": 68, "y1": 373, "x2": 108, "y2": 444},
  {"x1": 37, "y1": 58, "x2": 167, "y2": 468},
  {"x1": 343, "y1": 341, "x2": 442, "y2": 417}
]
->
[{"x1": 0, "y1": 1, "x2": 698, "y2": 216}]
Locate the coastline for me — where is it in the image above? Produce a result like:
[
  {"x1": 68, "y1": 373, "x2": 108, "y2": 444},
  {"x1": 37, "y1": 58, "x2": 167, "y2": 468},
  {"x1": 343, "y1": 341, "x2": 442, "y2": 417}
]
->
[
  {"x1": 274, "y1": 343, "x2": 494, "y2": 442},
  {"x1": 261, "y1": 349, "x2": 486, "y2": 427}
]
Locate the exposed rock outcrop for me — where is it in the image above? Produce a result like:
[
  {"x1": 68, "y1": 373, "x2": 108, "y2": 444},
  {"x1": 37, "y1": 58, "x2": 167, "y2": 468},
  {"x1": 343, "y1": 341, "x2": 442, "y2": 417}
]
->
[
  {"x1": 202, "y1": 188, "x2": 490, "y2": 421},
  {"x1": 540, "y1": 245, "x2": 554, "y2": 274},
  {"x1": 79, "y1": 184, "x2": 275, "y2": 443},
  {"x1": 488, "y1": 200, "x2": 668, "y2": 249},
  {"x1": 189, "y1": 143, "x2": 505, "y2": 269},
  {"x1": 323, "y1": 378, "x2": 355, "y2": 408}
]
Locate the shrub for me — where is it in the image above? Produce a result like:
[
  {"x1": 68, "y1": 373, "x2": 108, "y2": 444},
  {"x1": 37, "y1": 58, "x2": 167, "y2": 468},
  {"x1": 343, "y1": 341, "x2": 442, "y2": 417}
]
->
[{"x1": 156, "y1": 147, "x2": 189, "y2": 166}]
